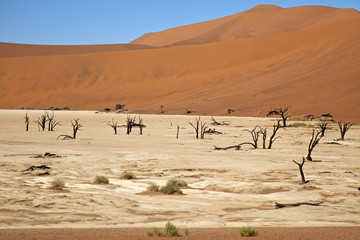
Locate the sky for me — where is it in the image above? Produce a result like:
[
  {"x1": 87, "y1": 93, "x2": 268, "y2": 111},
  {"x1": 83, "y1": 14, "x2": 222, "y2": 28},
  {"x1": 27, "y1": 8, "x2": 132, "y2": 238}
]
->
[{"x1": 0, "y1": 0, "x2": 359, "y2": 45}]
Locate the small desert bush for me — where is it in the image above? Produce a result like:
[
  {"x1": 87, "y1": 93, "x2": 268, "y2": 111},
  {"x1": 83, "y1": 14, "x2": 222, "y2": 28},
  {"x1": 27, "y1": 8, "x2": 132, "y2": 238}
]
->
[
  {"x1": 147, "y1": 222, "x2": 181, "y2": 237},
  {"x1": 94, "y1": 175, "x2": 109, "y2": 184},
  {"x1": 239, "y1": 226, "x2": 258, "y2": 237},
  {"x1": 160, "y1": 184, "x2": 182, "y2": 195},
  {"x1": 50, "y1": 179, "x2": 65, "y2": 190},
  {"x1": 147, "y1": 183, "x2": 160, "y2": 192},
  {"x1": 167, "y1": 178, "x2": 188, "y2": 187},
  {"x1": 159, "y1": 179, "x2": 187, "y2": 195},
  {"x1": 120, "y1": 171, "x2": 136, "y2": 179}
]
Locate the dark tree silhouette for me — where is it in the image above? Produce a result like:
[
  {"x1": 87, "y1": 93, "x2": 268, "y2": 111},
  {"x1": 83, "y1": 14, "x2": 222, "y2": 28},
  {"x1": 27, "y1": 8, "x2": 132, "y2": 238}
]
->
[
  {"x1": 189, "y1": 117, "x2": 201, "y2": 139},
  {"x1": 24, "y1": 113, "x2": 29, "y2": 131},
  {"x1": 71, "y1": 118, "x2": 82, "y2": 139},
  {"x1": 176, "y1": 125, "x2": 180, "y2": 139},
  {"x1": 46, "y1": 112, "x2": 60, "y2": 131},
  {"x1": 242, "y1": 126, "x2": 261, "y2": 149},
  {"x1": 57, "y1": 118, "x2": 82, "y2": 140},
  {"x1": 293, "y1": 156, "x2": 308, "y2": 184},
  {"x1": 267, "y1": 119, "x2": 282, "y2": 149},
  {"x1": 35, "y1": 113, "x2": 47, "y2": 131},
  {"x1": 267, "y1": 106, "x2": 290, "y2": 127},
  {"x1": 317, "y1": 120, "x2": 330, "y2": 137},
  {"x1": 306, "y1": 130, "x2": 322, "y2": 161},
  {"x1": 337, "y1": 121, "x2": 353, "y2": 140},
  {"x1": 200, "y1": 121, "x2": 208, "y2": 139},
  {"x1": 126, "y1": 115, "x2": 145, "y2": 135},
  {"x1": 108, "y1": 119, "x2": 119, "y2": 134}
]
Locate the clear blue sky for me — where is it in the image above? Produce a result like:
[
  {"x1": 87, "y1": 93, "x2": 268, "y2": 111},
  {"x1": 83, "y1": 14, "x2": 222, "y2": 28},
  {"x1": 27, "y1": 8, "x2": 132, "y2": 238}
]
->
[{"x1": 0, "y1": 0, "x2": 359, "y2": 45}]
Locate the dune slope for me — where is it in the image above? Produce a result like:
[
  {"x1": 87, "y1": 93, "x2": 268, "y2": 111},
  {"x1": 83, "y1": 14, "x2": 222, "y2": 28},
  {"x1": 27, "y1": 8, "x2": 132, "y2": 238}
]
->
[
  {"x1": 0, "y1": 42, "x2": 153, "y2": 58},
  {"x1": 0, "y1": 5, "x2": 359, "y2": 122},
  {"x1": 131, "y1": 5, "x2": 359, "y2": 47}
]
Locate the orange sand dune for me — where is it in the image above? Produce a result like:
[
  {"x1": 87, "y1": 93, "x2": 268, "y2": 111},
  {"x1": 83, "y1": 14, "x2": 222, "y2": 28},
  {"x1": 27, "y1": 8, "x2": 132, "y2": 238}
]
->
[
  {"x1": 0, "y1": 6, "x2": 359, "y2": 122},
  {"x1": 0, "y1": 42, "x2": 152, "y2": 58},
  {"x1": 131, "y1": 5, "x2": 359, "y2": 47}
]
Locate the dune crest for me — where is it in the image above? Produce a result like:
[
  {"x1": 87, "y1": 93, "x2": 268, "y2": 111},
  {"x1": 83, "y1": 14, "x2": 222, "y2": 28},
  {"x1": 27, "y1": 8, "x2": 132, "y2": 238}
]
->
[{"x1": 131, "y1": 5, "x2": 359, "y2": 47}]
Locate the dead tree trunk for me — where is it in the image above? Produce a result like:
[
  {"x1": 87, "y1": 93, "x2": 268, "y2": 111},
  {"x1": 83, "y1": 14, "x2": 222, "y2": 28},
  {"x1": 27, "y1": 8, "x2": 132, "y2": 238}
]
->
[
  {"x1": 306, "y1": 130, "x2": 322, "y2": 161},
  {"x1": 337, "y1": 121, "x2": 353, "y2": 140},
  {"x1": 293, "y1": 156, "x2": 308, "y2": 184},
  {"x1": 275, "y1": 202, "x2": 323, "y2": 208},
  {"x1": 108, "y1": 119, "x2": 118, "y2": 134},
  {"x1": 260, "y1": 128, "x2": 267, "y2": 149},
  {"x1": 267, "y1": 119, "x2": 281, "y2": 149},
  {"x1": 176, "y1": 125, "x2": 180, "y2": 139},
  {"x1": 200, "y1": 122, "x2": 208, "y2": 139},
  {"x1": 24, "y1": 113, "x2": 29, "y2": 131},
  {"x1": 189, "y1": 117, "x2": 201, "y2": 139},
  {"x1": 35, "y1": 113, "x2": 47, "y2": 131},
  {"x1": 214, "y1": 145, "x2": 241, "y2": 150},
  {"x1": 46, "y1": 112, "x2": 60, "y2": 131},
  {"x1": 71, "y1": 118, "x2": 82, "y2": 139},
  {"x1": 266, "y1": 106, "x2": 290, "y2": 127},
  {"x1": 210, "y1": 116, "x2": 228, "y2": 126},
  {"x1": 317, "y1": 120, "x2": 329, "y2": 137},
  {"x1": 138, "y1": 115, "x2": 144, "y2": 135}
]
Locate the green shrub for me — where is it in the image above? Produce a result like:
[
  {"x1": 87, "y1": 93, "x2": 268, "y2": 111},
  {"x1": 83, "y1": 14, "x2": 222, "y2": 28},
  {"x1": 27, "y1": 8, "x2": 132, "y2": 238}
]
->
[
  {"x1": 164, "y1": 222, "x2": 180, "y2": 237},
  {"x1": 50, "y1": 179, "x2": 65, "y2": 190},
  {"x1": 147, "y1": 222, "x2": 181, "y2": 237},
  {"x1": 94, "y1": 175, "x2": 109, "y2": 184},
  {"x1": 147, "y1": 183, "x2": 160, "y2": 192},
  {"x1": 120, "y1": 171, "x2": 135, "y2": 179},
  {"x1": 114, "y1": 104, "x2": 125, "y2": 110},
  {"x1": 160, "y1": 184, "x2": 182, "y2": 195},
  {"x1": 239, "y1": 226, "x2": 258, "y2": 237},
  {"x1": 167, "y1": 178, "x2": 187, "y2": 187}
]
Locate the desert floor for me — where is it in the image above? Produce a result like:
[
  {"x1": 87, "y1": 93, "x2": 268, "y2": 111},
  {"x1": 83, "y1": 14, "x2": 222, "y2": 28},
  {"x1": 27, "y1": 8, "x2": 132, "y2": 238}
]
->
[{"x1": 0, "y1": 110, "x2": 359, "y2": 239}]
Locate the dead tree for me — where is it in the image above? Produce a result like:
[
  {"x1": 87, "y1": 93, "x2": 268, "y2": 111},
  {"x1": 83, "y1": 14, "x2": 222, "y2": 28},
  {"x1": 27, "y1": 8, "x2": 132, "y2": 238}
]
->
[
  {"x1": 35, "y1": 113, "x2": 47, "y2": 131},
  {"x1": 57, "y1": 118, "x2": 82, "y2": 140},
  {"x1": 210, "y1": 116, "x2": 229, "y2": 126},
  {"x1": 267, "y1": 119, "x2": 282, "y2": 149},
  {"x1": 200, "y1": 121, "x2": 208, "y2": 139},
  {"x1": 126, "y1": 115, "x2": 136, "y2": 134},
  {"x1": 266, "y1": 106, "x2": 290, "y2": 127},
  {"x1": 317, "y1": 120, "x2": 329, "y2": 137},
  {"x1": 24, "y1": 113, "x2": 29, "y2": 131},
  {"x1": 189, "y1": 117, "x2": 201, "y2": 139},
  {"x1": 134, "y1": 115, "x2": 145, "y2": 135},
  {"x1": 337, "y1": 121, "x2": 353, "y2": 140},
  {"x1": 108, "y1": 119, "x2": 118, "y2": 134},
  {"x1": 293, "y1": 156, "x2": 308, "y2": 184},
  {"x1": 242, "y1": 126, "x2": 261, "y2": 149},
  {"x1": 275, "y1": 202, "x2": 323, "y2": 208},
  {"x1": 214, "y1": 144, "x2": 241, "y2": 150},
  {"x1": 176, "y1": 125, "x2": 180, "y2": 139},
  {"x1": 306, "y1": 130, "x2": 322, "y2": 161},
  {"x1": 125, "y1": 115, "x2": 145, "y2": 135},
  {"x1": 260, "y1": 128, "x2": 267, "y2": 149},
  {"x1": 71, "y1": 118, "x2": 82, "y2": 139},
  {"x1": 46, "y1": 112, "x2": 60, "y2": 131}
]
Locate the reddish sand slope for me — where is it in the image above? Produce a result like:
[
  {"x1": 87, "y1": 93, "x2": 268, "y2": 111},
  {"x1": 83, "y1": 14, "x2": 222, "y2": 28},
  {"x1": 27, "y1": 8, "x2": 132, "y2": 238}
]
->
[
  {"x1": 131, "y1": 5, "x2": 360, "y2": 47},
  {"x1": 0, "y1": 42, "x2": 152, "y2": 58},
  {"x1": 0, "y1": 6, "x2": 359, "y2": 122}
]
